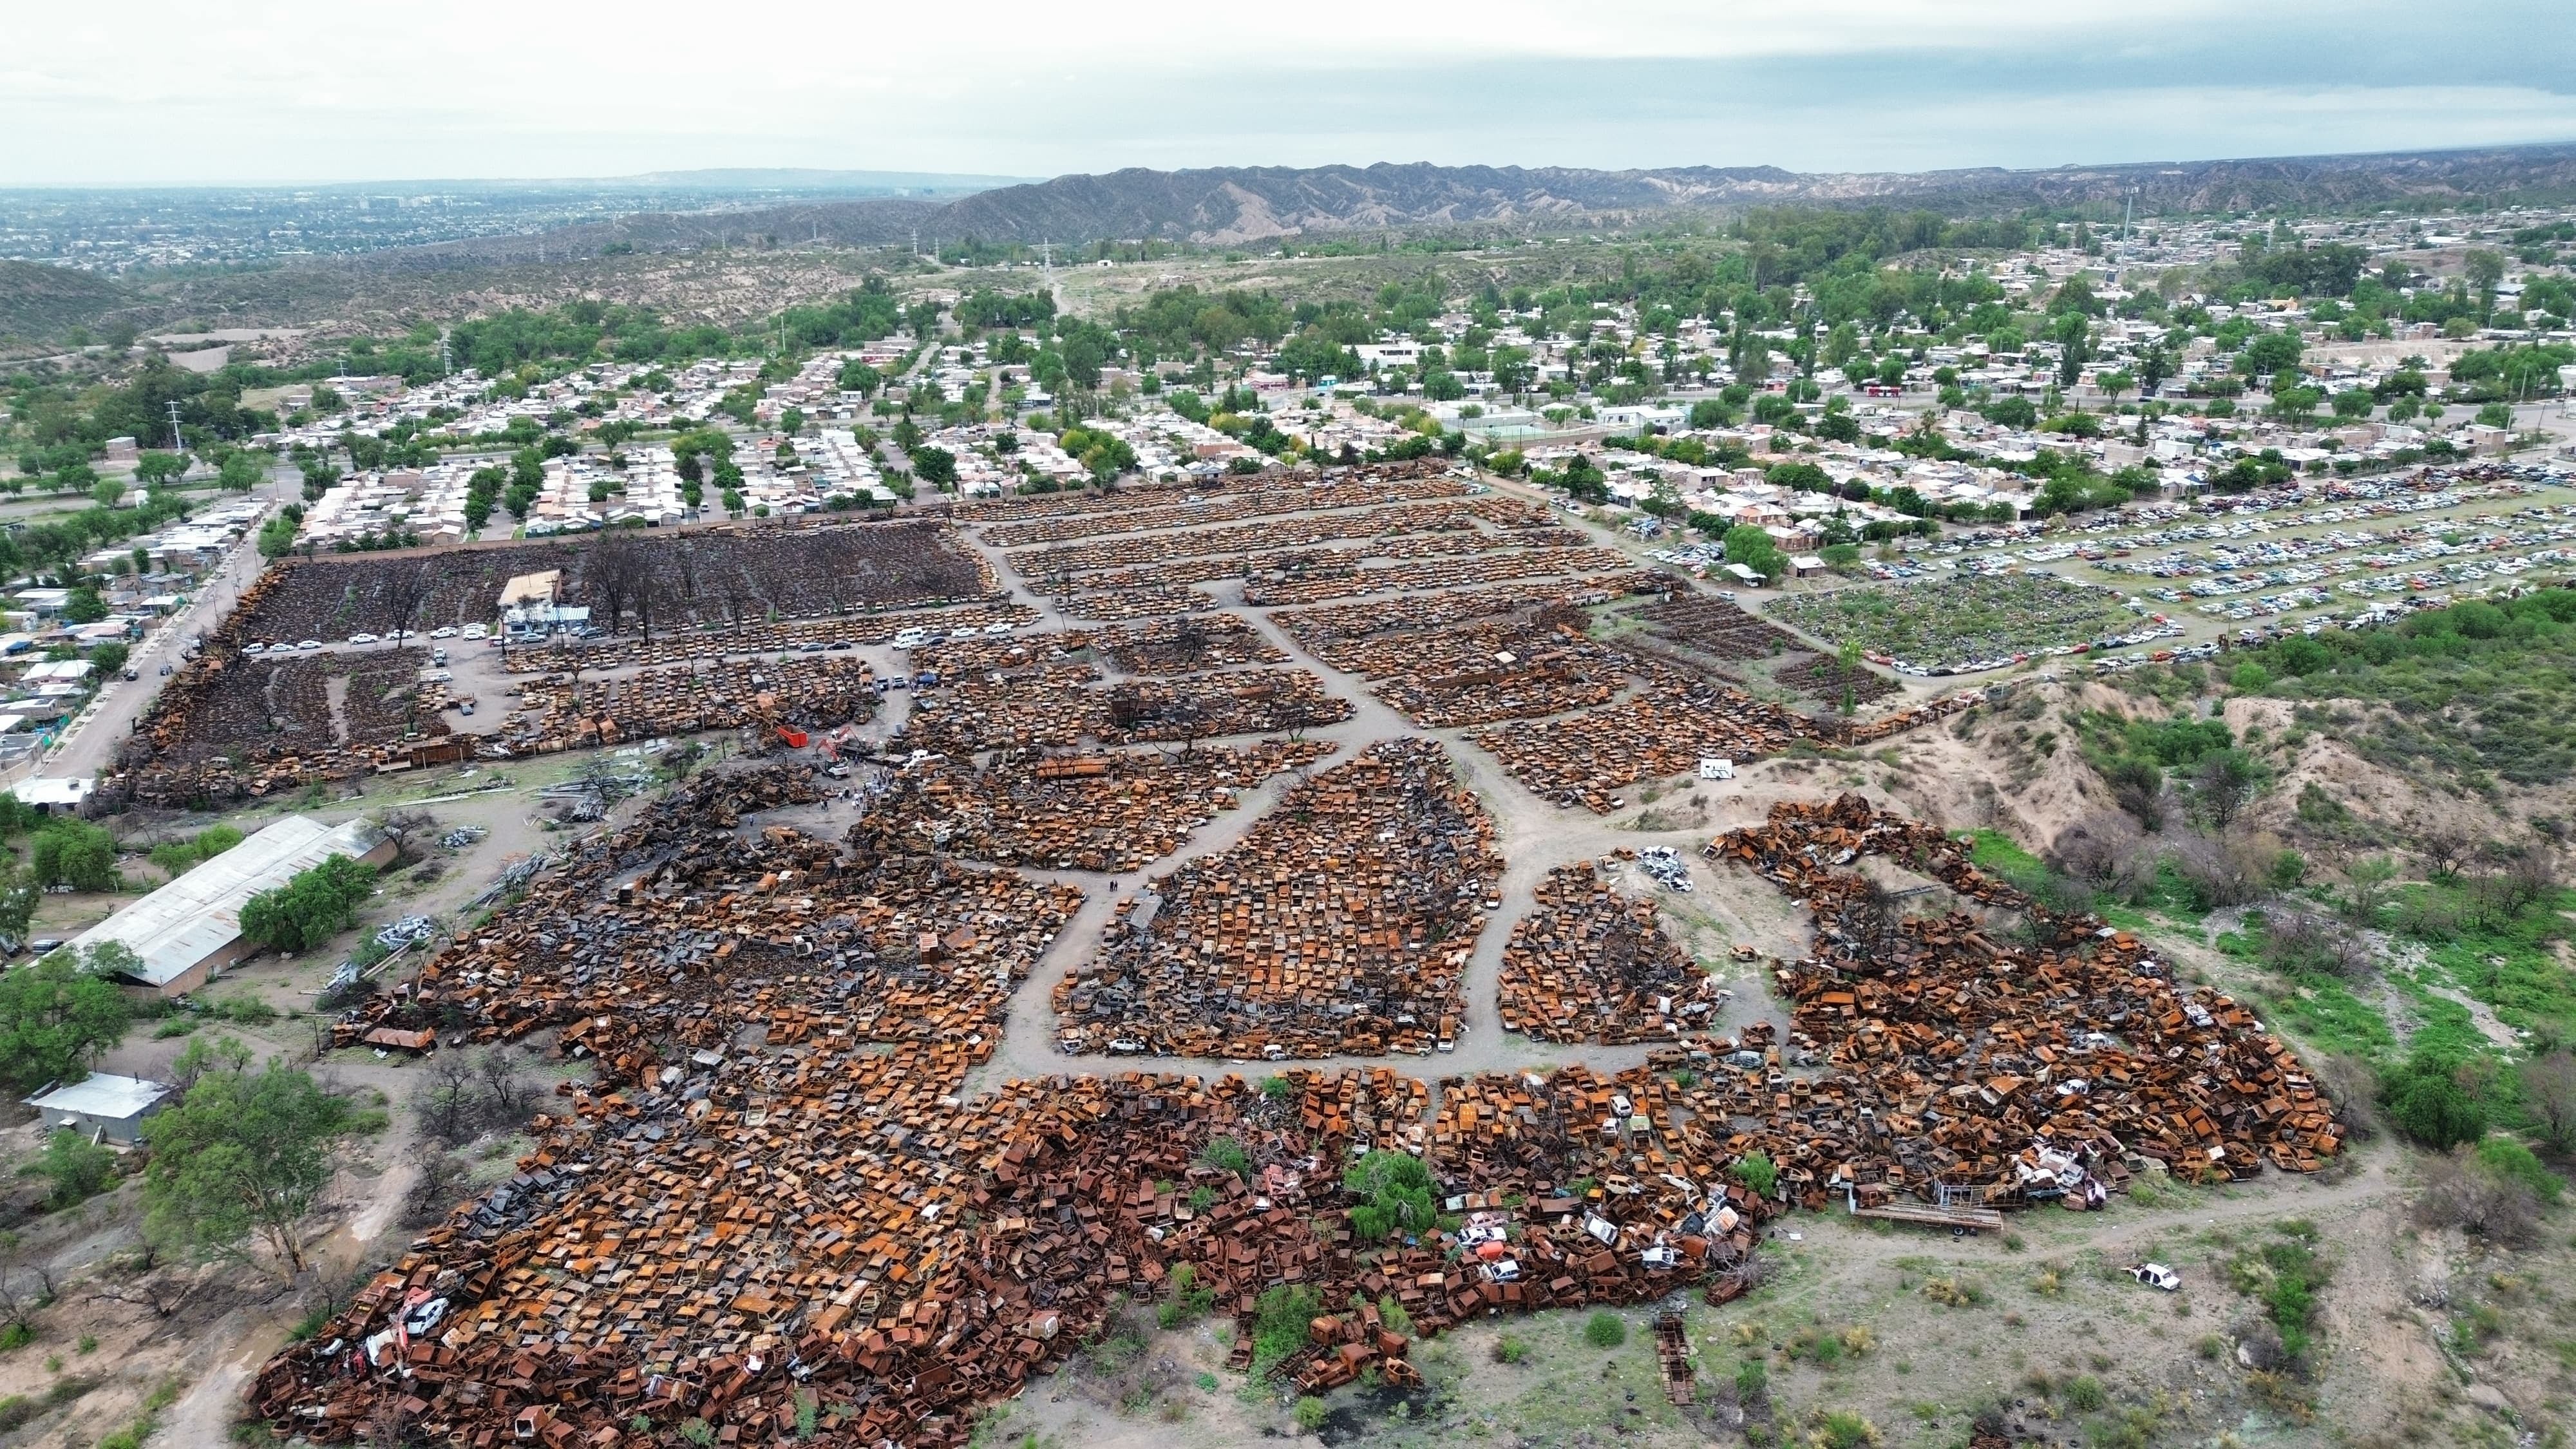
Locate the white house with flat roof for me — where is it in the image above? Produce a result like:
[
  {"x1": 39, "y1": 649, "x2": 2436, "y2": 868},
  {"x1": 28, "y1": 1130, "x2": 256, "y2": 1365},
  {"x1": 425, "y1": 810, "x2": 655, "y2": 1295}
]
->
[{"x1": 23, "y1": 1072, "x2": 173, "y2": 1144}]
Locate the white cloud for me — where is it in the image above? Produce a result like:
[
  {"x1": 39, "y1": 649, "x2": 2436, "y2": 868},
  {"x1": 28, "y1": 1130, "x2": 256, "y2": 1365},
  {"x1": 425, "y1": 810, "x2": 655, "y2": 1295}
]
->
[{"x1": 1, "y1": 1, "x2": 2568, "y2": 182}]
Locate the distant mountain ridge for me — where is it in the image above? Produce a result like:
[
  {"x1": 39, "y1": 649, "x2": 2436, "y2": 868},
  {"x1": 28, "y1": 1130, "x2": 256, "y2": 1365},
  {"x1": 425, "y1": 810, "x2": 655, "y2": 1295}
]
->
[{"x1": 370, "y1": 143, "x2": 2576, "y2": 267}]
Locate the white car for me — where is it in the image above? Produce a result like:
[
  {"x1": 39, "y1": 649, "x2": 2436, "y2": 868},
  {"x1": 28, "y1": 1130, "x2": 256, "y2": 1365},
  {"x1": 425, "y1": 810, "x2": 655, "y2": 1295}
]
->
[
  {"x1": 461, "y1": 624, "x2": 488, "y2": 639},
  {"x1": 242, "y1": 643, "x2": 267, "y2": 656},
  {"x1": 2127, "y1": 1262, "x2": 2181, "y2": 1291},
  {"x1": 983, "y1": 622, "x2": 1015, "y2": 636},
  {"x1": 348, "y1": 632, "x2": 378, "y2": 645},
  {"x1": 430, "y1": 626, "x2": 457, "y2": 639},
  {"x1": 297, "y1": 639, "x2": 323, "y2": 650}
]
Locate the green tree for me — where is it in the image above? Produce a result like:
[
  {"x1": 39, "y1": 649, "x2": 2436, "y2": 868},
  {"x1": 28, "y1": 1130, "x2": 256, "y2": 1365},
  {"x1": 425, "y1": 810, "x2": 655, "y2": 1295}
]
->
[
  {"x1": 2385, "y1": 1056, "x2": 2488, "y2": 1149},
  {"x1": 133, "y1": 452, "x2": 189, "y2": 487},
  {"x1": 215, "y1": 448, "x2": 263, "y2": 492},
  {"x1": 908, "y1": 446, "x2": 957, "y2": 489},
  {"x1": 1343, "y1": 1150, "x2": 1437, "y2": 1241},
  {"x1": 0, "y1": 949, "x2": 133, "y2": 1094},
  {"x1": 28, "y1": 1128, "x2": 118, "y2": 1209},
  {"x1": 1734, "y1": 1151, "x2": 1778, "y2": 1197},
  {"x1": 30, "y1": 818, "x2": 119, "y2": 891},
  {"x1": 2463, "y1": 248, "x2": 2506, "y2": 304},
  {"x1": 142, "y1": 1056, "x2": 353, "y2": 1274},
  {"x1": 61, "y1": 587, "x2": 108, "y2": 625},
  {"x1": 238, "y1": 855, "x2": 377, "y2": 954},
  {"x1": 1723, "y1": 526, "x2": 1785, "y2": 582},
  {"x1": 92, "y1": 642, "x2": 129, "y2": 679}
]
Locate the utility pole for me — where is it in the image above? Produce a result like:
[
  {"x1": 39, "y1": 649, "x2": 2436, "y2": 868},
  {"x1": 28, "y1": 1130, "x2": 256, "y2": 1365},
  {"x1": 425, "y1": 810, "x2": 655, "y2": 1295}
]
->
[
  {"x1": 439, "y1": 328, "x2": 452, "y2": 378},
  {"x1": 166, "y1": 399, "x2": 185, "y2": 453}
]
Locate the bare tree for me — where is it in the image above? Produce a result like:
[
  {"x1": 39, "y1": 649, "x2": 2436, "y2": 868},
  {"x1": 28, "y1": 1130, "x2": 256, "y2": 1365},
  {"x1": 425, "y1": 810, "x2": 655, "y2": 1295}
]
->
[
  {"x1": 2047, "y1": 812, "x2": 2151, "y2": 899},
  {"x1": 375, "y1": 560, "x2": 435, "y2": 645},
  {"x1": 578, "y1": 531, "x2": 652, "y2": 637},
  {"x1": 2416, "y1": 825, "x2": 2474, "y2": 882},
  {"x1": 2313, "y1": 1055, "x2": 2380, "y2": 1139},
  {"x1": 2414, "y1": 1146, "x2": 2542, "y2": 1247},
  {"x1": 402, "y1": 1152, "x2": 473, "y2": 1228},
  {"x1": 88, "y1": 1272, "x2": 194, "y2": 1321},
  {"x1": 2521, "y1": 1051, "x2": 2576, "y2": 1156},
  {"x1": 0, "y1": 1268, "x2": 55, "y2": 1334},
  {"x1": 417, "y1": 1053, "x2": 481, "y2": 1146},
  {"x1": 475, "y1": 1048, "x2": 531, "y2": 1122},
  {"x1": 715, "y1": 562, "x2": 757, "y2": 629},
  {"x1": 374, "y1": 808, "x2": 437, "y2": 863},
  {"x1": 2168, "y1": 826, "x2": 2268, "y2": 909}
]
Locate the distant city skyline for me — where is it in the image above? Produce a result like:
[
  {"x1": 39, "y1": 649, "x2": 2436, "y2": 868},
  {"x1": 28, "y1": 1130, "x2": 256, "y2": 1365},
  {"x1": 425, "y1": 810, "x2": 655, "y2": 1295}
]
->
[{"x1": 6, "y1": 0, "x2": 2573, "y2": 185}]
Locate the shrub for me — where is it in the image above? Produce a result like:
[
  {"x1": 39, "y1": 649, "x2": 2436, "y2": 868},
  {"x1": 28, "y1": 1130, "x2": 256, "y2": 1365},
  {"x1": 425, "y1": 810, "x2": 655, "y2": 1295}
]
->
[
  {"x1": 2473, "y1": 1135, "x2": 2563, "y2": 1203},
  {"x1": 1198, "y1": 1135, "x2": 1251, "y2": 1180},
  {"x1": 1810, "y1": 1409, "x2": 1880, "y2": 1448},
  {"x1": 2415, "y1": 1144, "x2": 2546, "y2": 1245},
  {"x1": 1343, "y1": 1150, "x2": 1436, "y2": 1242},
  {"x1": 1492, "y1": 1335, "x2": 1529, "y2": 1364},
  {"x1": 1250, "y1": 1284, "x2": 1321, "y2": 1376},
  {"x1": 2062, "y1": 1374, "x2": 2107, "y2": 1412},
  {"x1": 1734, "y1": 1359, "x2": 1768, "y2": 1403},
  {"x1": 238, "y1": 854, "x2": 377, "y2": 954},
  {"x1": 1734, "y1": 1151, "x2": 1777, "y2": 1198},
  {"x1": 25, "y1": 1129, "x2": 117, "y2": 1209},
  {"x1": 1293, "y1": 1396, "x2": 1327, "y2": 1433},
  {"x1": 1584, "y1": 1311, "x2": 1626, "y2": 1349},
  {"x1": 2383, "y1": 1061, "x2": 2488, "y2": 1148}
]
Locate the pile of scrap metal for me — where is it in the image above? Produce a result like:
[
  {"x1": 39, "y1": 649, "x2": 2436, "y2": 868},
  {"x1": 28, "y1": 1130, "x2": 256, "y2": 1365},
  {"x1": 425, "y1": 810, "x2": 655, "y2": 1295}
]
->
[{"x1": 1701, "y1": 793, "x2": 2340, "y2": 1197}]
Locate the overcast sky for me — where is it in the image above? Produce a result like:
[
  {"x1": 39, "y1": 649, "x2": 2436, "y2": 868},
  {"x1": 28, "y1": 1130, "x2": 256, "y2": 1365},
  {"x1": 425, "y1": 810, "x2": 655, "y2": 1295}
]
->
[{"x1": 7, "y1": 0, "x2": 2574, "y2": 185}]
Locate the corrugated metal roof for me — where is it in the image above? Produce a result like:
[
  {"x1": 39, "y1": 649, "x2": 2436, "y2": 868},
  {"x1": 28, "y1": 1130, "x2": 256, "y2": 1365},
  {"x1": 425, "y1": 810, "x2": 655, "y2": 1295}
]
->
[
  {"x1": 71, "y1": 814, "x2": 384, "y2": 987},
  {"x1": 24, "y1": 1072, "x2": 171, "y2": 1120}
]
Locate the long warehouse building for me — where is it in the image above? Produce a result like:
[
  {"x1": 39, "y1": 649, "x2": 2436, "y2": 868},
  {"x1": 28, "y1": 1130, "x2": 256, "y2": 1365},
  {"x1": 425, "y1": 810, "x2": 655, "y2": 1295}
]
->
[{"x1": 71, "y1": 813, "x2": 393, "y2": 996}]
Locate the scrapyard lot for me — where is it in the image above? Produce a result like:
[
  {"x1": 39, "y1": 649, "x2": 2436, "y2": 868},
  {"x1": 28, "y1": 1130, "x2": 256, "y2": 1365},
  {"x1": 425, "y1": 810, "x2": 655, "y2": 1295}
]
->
[
  {"x1": 211, "y1": 462, "x2": 2391, "y2": 1449},
  {"x1": 264, "y1": 764, "x2": 2342, "y2": 1448},
  {"x1": 102, "y1": 518, "x2": 1007, "y2": 806},
  {"x1": 1770, "y1": 572, "x2": 2152, "y2": 676}
]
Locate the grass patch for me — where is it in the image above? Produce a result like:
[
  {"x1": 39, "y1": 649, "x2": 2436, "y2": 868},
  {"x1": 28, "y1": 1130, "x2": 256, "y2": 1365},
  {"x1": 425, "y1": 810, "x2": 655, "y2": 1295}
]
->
[
  {"x1": 1774, "y1": 574, "x2": 2137, "y2": 669},
  {"x1": 2259, "y1": 965, "x2": 2398, "y2": 1061}
]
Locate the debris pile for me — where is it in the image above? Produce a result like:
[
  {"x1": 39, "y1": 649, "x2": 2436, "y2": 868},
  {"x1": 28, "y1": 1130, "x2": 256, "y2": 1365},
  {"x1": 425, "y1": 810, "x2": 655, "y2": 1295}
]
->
[
  {"x1": 1057, "y1": 585, "x2": 1215, "y2": 621},
  {"x1": 1093, "y1": 614, "x2": 1286, "y2": 674},
  {"x1": 502, "y1": 601, "x2": 1040, "y2": 675},
  {"x1": 1498, "y1": 860, "x2": 1718, "y2": 1044},
  {"x1": 258, "y1": 765, "x2": 1771, "y2": 1449},
  {"x1": 1241, "y1": 547, "x2": 1620, "y2": 607},
  {"x1": 1472, "y1": 665, "x2": 1808, "y2": 813},
  {"x1": 1012, "y1": 502, "x2": 1482, "y2": 583},
  {"x1": 848, "y1": 741, "x2": 1336, "y2": 873},
  {"x1": 500, "y1": 657, "x2": 876, "y2": 754},
  {"x1": 1635, "y1": 593, "x2": 1801, "y2": 659},
  {"x1": 1054, "y1": 739, "x2": 1501, "y2": 1058},
  {"x1": 232, "y1": 519, "x2": 995, "y2": 644},
  {"x1": 900, "y1": 661, "x2": 1350, "y2": 757},
  {"x1": 111, "y1": 647, "x2": 457, "y2": 806},
  {"x1": 1700, "y1": 793, "x2": 2342, "y2": 1191}
]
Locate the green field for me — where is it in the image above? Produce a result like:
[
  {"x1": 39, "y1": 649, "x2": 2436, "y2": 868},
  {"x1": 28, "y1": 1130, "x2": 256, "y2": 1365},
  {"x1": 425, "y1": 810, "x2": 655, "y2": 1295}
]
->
[{"x1": 1776, "y1": 574, "x2": 2137, "y2": 668}]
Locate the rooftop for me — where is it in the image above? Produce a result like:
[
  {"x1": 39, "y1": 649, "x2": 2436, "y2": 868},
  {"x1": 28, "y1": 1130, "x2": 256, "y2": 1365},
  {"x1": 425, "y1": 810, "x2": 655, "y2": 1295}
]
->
[
  {"x1": 72, "y1": 814, "x2": 384, "y2": 987},
  {"x1": 24, "y1": 1071, "x2": 171, "y2": 1121}
]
